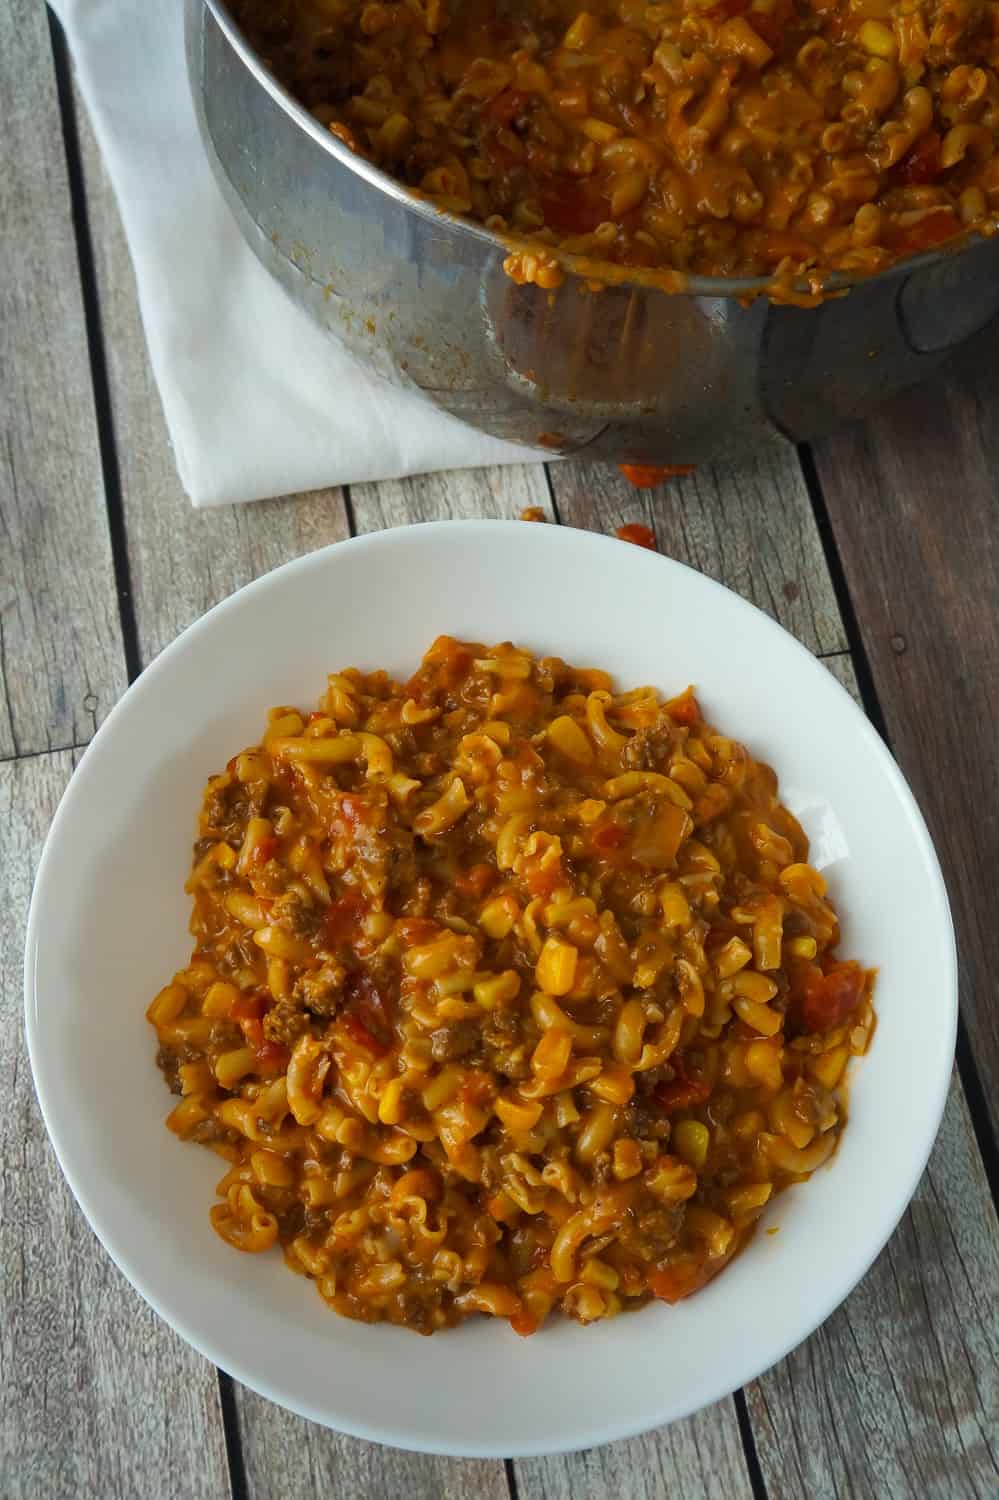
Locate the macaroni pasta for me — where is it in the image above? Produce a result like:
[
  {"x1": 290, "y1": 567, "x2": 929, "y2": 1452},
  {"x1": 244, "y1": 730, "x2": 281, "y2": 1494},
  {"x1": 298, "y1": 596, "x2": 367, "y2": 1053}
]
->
[
  {"x1": 232, "y1": 0, "x2": 999, "y2": 285},
  {"x1": 148, "y1": 637, "x2": 874, "y2": 1334}
]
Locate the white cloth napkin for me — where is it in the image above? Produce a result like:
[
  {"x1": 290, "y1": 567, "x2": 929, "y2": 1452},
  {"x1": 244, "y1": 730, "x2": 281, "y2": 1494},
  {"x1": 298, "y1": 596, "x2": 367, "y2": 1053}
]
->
[{"x1": 52, "y1": 0, "x2": 542, "y2": 506}]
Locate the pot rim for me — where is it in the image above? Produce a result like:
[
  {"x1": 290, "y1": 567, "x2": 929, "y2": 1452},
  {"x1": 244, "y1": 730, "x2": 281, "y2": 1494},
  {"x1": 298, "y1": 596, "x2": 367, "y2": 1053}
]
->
[{"x1": 201, "y1": 0, "x2": 982, "y2": 301}]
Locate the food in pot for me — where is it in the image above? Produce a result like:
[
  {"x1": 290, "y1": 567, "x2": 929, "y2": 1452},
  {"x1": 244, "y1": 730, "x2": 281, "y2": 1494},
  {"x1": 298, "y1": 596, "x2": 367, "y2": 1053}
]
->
[
  {"x1": 147, "y1": 636, "x2": 875, "y2": 1333},
  {"x1": 232, "y1": 0, "x2": 999, "y2": 283}
]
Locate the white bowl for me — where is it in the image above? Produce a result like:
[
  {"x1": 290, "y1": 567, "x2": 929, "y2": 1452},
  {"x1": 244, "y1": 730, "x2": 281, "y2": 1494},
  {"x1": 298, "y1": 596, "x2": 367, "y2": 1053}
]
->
[{"x1": 25, "y1": 520, "x2": 956, "y2": 1457}]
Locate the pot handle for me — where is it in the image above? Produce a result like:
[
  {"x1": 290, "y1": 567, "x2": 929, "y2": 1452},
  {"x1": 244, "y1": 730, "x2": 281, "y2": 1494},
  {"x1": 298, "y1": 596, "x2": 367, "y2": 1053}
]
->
[{"x1": 897, "y1": 237, "x2": 999, "y2": 355}]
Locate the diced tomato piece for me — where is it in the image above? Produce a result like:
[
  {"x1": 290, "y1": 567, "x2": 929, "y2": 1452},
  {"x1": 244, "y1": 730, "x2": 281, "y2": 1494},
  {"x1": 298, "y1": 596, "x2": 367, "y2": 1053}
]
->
[
  {"x1": 655, "y1": 1078, "x2": 712, "y2": 1113},
  {"x1": 249, "y1": 834, "x2": 279, "y2": 866},
  {"x1": 489, "y1": 89, "x2": 529, "y2": 127},
  {"x1": 649, "y1": 1258, "x2": 709, "y2": 1304},
  {"x1": 324, "y1": 888, "x2": 369, "y2": 948},
  {"x1": 665, "y1": 687, "x2": 701, "y2": 727},
  {"x1": 410, "y1": 637, "x2": 472, "y2": 693},
  {"x1": 339, "y1": 793, "x2": 373, "y2": 830},
  {"x1": 459, "y1": 1072, "x2": 494, "y2": 1108},
  {"x1": 232, "y1": 991, "x2": 271, "y2": 1051},
  {"x1": 618, "y1": 464, "x2": 694, "y2": 489},
  {"x1": 800, "y1": 963, "x2": 866, "y2": 1033},
  {"x1": 893, "y1": 209, "x2": 959, "y2": 254},
  {"x1": 539, "y1": 177, "x2": 608, "y2": 235},
  {"x1": 525, "y1": 862, "x2": 562, "y2": 898},
  {"x1": 343, "y1": 970, "x2": 395, "y2": 1048},
  {"x1": 593, "y1": 822, "x2": 628, "y2": 851},
  {"x1": 897, "y1": 131, "x2": 942, "y2": 187},
  {"x1": 615, "y1": 522, "x2": 657, "y2": 550},
  {"x1": 241, "y1": 1019, "x2": 265, "y2": 1048},
  {"x1": 231, "y1": 993, "x2": 267, "y2": 1022},
  {"x1": 455, "y1": 863, "x2": 498, "y2": 899},
  {"x1": 255, "y1": 1040, "x2": 290, "y2": 1074},
  {"x1": 339, "y1": 1012, "x2": 390, "y2": 1057}
]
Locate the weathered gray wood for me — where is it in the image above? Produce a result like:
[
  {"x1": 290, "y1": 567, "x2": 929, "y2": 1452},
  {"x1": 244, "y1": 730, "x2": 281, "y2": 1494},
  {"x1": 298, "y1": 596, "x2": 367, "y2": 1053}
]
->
[
  {"x1": 537, "y1": 461, "x2": 999, "y2": 1500},
  {"x1": 549, "y1": 457, "x2": 848, "y2": 657},
  {"x1": 236, "y1": 1402, "x2": 510, "y2": 1500},
  {"x1": 515, "y1": 1404, "x2": 756, "y2": 1500},
  {"x1": 822, "y1": 651, "x2": 861, "y2": 700},
  {"x1": 76, "y1": 113, "x2": 511, "y2": 1496},
  {"x1": 811, "y1": 325, "x2": 999, "y2": 1146},
  {"x1": 510, "y1": 458, "x2": 814, "y2": 1495},
  {"x1": 0, "y1": 753, "x2": 233, "y2": 1500},
  {"x1": 0, "y1": 3, "x2": 126, "y2": 756},
  {"x1": 69, "y1": 58, "x2": 999, "y2": 1500},
  {"x1": 747, "y1": 1075, "x2": 999, "y2": 1500},
  {"x1": 351, "y1": 464, "x2": 553, "y2": 531},
  {"x1": 75, "y1": 104, "x2": 350, "y2": 668}
]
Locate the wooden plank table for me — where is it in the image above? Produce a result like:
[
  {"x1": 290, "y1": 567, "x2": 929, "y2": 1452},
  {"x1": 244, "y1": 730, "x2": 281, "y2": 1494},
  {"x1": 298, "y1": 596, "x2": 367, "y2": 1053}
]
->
[{"x1": 3, "y1": 11, "x2": 998, "y2": 1498}]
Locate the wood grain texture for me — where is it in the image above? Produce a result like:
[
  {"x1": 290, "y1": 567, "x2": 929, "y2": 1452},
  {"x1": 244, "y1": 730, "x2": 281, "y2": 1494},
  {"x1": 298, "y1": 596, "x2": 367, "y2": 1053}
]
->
[
  {"x1": 0, "y1": 4, "x2": 126, "y2": 756},
  {"x1": 76, "y1": 108, "x2": 350, "y2": 669},
  {"x1": 539, "y1": 460, "x2": 999, "y2": 1500},
  {"x1": 235, "y1": 1401, "x2": 510, "y2": 1500},
  {"x1": 812, "y1": 325, "x2": 999, "y2": 1143},
  {"x1": 350, "y1": 463, "x2": 552, "y2": 531},
  {"x1": 822, "y1": 652, "x2": 861, "y2": 701},
  {"x1": 0, "y1": 753, "x2": 233, "y2": 1500},
  {"x1": 67, "y1": 58, "x2": 999, "y2": 1500},
  {"x1": 76, "y1": 115, "x2": 510, "y2": 1496},
  {"x1": 747, "y1": 1074, "x2": 999, "y2": 1500},
  {"x1": 549, "y1": 457, "x2": 848, "y2": 657},
  {"x1": 514, "y1": 1402, "x2": 756, "y2": 1500}
]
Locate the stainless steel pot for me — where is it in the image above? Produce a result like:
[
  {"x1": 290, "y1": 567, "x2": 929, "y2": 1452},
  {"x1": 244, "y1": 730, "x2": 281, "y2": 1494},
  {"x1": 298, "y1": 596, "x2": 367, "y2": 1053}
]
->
[{"x1": 188, "y1": 0, "x2": 999, "y2": 463}]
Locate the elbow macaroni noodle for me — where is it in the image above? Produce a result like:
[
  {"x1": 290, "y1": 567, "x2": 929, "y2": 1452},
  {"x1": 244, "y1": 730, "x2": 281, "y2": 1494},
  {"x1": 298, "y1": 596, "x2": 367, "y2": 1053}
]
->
[
  {"x1": 233, "y1": 0, "x2": 999, "y2": 289},
  {"x1": 148, "y1": 637, "x2": 875, "y2": 1334}
]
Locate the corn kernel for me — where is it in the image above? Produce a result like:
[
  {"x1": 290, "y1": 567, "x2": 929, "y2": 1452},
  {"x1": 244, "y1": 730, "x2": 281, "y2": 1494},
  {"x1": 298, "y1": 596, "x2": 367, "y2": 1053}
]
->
[
  {"x1": 479, "y1": 894, "x2": 519, "y2": 939},
  {"x1": 787, "y1": 936, "x2": 818, "y2": 959},
  {"x1": 536, "y1": 936, "x2": 579, "y2": 996},
  {"x1": 745, "y1": 1040, "x2": 784, "y2": 1092},
  {"x1": 673, "y1": 1119, "x2": 710, "y2": 1169},
  {"x1": 859, "y1": 20, "x2": 897, "y2": 57}
]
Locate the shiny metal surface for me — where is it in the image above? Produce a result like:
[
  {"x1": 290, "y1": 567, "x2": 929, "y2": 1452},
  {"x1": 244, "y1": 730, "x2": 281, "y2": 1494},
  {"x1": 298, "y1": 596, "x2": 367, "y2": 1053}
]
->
[{"x1": 188, "y1": 0, "x2": 999, "y2": 462}]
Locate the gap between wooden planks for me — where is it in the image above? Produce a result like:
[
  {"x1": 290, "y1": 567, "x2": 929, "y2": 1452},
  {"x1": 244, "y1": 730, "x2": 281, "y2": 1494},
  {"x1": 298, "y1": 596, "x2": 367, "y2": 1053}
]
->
[{"x1": 3, "y1": 28, "x2": 995, "y2": 1490}]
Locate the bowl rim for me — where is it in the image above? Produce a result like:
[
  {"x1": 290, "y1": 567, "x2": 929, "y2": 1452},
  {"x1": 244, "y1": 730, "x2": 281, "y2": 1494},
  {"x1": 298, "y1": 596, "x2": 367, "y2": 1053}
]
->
[
  {"x1": 195, "y1": 0, "x2": 982, "y2": 304},
  {"x1": 24, "y1": 519, "x2": 958, "y2": 1456}
]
